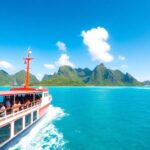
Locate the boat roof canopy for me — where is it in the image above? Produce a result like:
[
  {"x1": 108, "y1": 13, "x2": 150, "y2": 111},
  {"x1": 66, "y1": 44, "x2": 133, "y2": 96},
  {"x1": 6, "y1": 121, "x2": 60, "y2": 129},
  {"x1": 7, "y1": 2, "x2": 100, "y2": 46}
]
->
[{"x1": 0, "y1": 88, "x2": 48, "y2": 96}]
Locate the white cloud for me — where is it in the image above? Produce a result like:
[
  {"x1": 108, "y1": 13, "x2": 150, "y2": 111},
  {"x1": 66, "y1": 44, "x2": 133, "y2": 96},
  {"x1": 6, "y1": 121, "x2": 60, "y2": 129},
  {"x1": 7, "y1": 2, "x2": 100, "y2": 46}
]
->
[
  {"x1": 0, "y1": 61, "x2": 13, "y2": 70},
  {"x1": 118, "y1": 55, "x2": 126, "y2": 61},
  {"x1": 121, "y1": 64, "x2": 128, "y2": 69},
  {"x1": 81, "y1": 27, "x2": 113, "y2": 62},
  {"x1": 56, "y1": 54, "x2": 74, "y2": 67},
  {"x1": 44, "y1": 64, "x2": 55, "y2": 69},
  {"x1": 56, "y1": 41, "x2": 67, "y2": 51}
]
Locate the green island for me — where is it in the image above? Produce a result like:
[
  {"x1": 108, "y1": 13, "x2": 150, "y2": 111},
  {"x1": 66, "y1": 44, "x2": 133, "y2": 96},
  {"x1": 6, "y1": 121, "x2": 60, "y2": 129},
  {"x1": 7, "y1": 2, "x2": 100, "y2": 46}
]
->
[{"x1": 0, "y1": 63, "x2": 149, "y2": 86}]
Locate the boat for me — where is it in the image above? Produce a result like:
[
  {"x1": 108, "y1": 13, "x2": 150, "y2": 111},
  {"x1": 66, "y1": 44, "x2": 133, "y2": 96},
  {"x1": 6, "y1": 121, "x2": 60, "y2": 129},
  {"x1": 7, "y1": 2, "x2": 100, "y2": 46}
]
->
[{"x1": 0, "y1": 50, "x2": 52, "y2": 148}]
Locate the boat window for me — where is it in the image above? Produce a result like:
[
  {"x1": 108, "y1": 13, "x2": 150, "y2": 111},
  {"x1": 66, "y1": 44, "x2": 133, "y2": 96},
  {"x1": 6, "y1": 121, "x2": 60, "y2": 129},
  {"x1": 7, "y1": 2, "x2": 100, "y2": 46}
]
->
[
  {"x1": 25, "y1": 114, "x2": 31, "y2": 127},
  {"x1": 0, "y1": 96, "x2": 3, "y2": 103},
  {"x1": 33, "y1": 111, "x2": 37, "y2": 121},
  {"x1": 14, "y1": 118, "x2": 23, "y2": 135},
  {"x1": 0, "y1": 124, "x2": 11, "y2": 144},
  {"x1": 44, "y1": 92, "x2": 48, "y2": 97}
]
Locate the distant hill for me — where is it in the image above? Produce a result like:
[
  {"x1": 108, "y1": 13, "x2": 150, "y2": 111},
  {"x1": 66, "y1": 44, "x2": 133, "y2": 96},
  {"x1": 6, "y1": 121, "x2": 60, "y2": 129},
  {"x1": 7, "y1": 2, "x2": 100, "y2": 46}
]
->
[
  {"x1": 0, "y1": 70, "x2": 39, "y2": 86},
  {"x1": 0, "y1": 64, "x2": 143, "y2": 86},
  {"x1": 41, "y1": 66, "x2": 84, "y2": 86},
  {"x1": 40, "y1": 63, "x2": 142, "y2": 86},
  {"x1": 143, "y1": 80, "x2": 150, "y2": 86},
  {"x1": 42, "y1": 74, "x2": 52, "y2": 81},
  {"x1": 88, "y1": 64, "x2": 140, "y2": 86},
  {"x1": 12, "y1": 70, "x2": 39, "y2": 85},
  {"x1": 0, "y1": 70, "x2": 12, "y2": 85}
]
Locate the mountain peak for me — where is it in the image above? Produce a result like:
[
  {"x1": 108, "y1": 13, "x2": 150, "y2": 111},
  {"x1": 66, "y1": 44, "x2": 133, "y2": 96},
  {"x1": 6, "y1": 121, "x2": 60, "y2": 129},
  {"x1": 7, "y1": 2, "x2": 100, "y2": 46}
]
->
[
  {"x1": 58, "y1": 65, "x2": 74, "y2": 75},
  {"x1": 0, "y1": 69, "x2": 9, "y2": 75},
  {"x1": 59, "y1": 65, "x2": 73, "y2": 70},
  {"x1": 15, "y1": 70, "x2": 26, "y2": 75},
  {"x1": 100, "y1": 63, "x2": 105, "y2": 66},
  {"x1": 94, "y1": 63, "x2": 106, "y2": 71},
  {"x1": 95, "y1": 63, "x2": 106, "y2": 69}
]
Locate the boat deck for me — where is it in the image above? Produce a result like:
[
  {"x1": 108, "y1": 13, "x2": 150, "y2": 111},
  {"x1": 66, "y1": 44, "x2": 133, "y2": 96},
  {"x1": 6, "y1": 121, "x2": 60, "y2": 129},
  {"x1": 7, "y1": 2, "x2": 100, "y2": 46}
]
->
[{"x1": 0, "y1": 100, "x2": 41, "y2": 127}]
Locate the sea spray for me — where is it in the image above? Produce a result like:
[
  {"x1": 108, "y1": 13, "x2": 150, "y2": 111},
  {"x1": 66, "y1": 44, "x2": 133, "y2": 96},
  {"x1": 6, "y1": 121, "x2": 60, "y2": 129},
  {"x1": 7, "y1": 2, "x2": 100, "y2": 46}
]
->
[{"x1": 8, "y1": 105, "x2": 67, "y2": 150}]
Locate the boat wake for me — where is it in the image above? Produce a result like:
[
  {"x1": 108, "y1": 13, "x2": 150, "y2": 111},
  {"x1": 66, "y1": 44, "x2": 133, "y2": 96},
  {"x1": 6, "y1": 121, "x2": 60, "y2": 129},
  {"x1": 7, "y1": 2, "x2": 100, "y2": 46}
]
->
[{"x1": 8, "y1": 105, "x2": 67, "y2": 150}]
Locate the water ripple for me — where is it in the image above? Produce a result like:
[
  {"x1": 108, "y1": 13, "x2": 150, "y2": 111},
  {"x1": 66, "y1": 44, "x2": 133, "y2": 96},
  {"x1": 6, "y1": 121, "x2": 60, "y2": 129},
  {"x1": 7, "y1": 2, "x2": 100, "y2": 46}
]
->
[{"x1": 8, "y1": 105, "x2": 67, "y2": 150}]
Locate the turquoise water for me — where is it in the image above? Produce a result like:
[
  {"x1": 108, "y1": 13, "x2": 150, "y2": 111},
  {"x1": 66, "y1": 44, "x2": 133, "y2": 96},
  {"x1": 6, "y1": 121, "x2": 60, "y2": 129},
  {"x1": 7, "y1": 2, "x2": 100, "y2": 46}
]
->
[
  {"x1": 52, "y1": 87, "x2": 150, "y2": 150},
  {"x1": 1, "y1": 86, "x2": 150, "y2": 150}
]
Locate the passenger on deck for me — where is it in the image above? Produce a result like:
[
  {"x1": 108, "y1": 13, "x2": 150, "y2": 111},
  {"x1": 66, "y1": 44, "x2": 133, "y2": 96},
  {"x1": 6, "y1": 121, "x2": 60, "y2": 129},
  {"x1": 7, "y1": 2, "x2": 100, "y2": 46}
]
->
[
  {"x1": 5, "y1": 98, "x2": 12, "y2": 115},
  {"x1": 26, "y1": 99, "x2": 31, "y2": 108},
  {"x1": 18, "y1": 101, "x2": 22, "y2": 110},
  {"x1": 16, "y1": 99, "x2": 21, "y2": 110},
  {"x1": 5, "y1": 98, "x2": 11, "y2": 108},
  {"x1": 12, "y1": 102, "x2": 19, "y2": 113},
  {"x1": 0, "y1": 103, "x2": 6, "y2": 117}
]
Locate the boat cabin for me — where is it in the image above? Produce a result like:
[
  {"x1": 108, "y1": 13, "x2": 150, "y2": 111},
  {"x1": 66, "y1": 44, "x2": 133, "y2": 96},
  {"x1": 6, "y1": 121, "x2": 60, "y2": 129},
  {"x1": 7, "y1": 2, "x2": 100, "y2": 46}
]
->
[{"x1": 0, "y1": 88, "x2": 50, "y2": 146}]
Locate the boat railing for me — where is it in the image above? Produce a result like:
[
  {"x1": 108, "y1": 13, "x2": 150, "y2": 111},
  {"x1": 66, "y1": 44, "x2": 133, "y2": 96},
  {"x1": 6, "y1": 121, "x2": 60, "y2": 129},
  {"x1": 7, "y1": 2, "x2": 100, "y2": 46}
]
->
[{"x1": 0, "y1": 99, "x2": 41, "y2": 122}]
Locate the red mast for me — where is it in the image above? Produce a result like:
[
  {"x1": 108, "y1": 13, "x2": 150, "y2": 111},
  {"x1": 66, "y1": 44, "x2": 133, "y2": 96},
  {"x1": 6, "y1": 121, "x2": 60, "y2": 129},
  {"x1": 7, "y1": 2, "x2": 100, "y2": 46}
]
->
[{"x1": 24, "y1": 49, "x2": 33, "y2": 88}]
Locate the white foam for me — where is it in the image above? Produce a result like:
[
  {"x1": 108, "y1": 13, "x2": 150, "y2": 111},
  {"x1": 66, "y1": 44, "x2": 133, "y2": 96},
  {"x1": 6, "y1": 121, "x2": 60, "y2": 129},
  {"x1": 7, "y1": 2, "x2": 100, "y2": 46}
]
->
[{"x1": 8, "y1": 105, "x2": 67, "y2": 150}]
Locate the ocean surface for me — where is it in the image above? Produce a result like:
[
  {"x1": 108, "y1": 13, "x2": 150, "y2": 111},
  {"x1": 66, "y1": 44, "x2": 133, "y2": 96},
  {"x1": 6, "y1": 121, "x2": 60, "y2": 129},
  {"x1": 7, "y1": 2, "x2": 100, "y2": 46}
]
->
[{"x1": 1, "y1": 86, "x2": 150, "y2": 150}]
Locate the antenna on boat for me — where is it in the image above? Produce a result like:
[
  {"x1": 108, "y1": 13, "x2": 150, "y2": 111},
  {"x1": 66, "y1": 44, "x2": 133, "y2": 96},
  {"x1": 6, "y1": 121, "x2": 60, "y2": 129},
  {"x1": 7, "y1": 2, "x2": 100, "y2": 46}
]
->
[{"x1": 24, "y1": 48, "x2": 33, "y2": 88}]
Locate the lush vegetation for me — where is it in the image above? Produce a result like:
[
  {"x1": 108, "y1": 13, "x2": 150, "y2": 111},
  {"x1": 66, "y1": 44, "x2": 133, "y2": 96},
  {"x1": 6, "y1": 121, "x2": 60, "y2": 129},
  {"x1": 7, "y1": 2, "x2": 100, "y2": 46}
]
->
[
  {"x1": 0, "y1": 64, "x2": 146, "y2": 86},
  {"x1": 40, "y1": 64, "x2": 142, "y2": 86},
  {"x1": 38, "y1": 76, "x2": 84, "y2": 86},
  {"x1": 0, "y1": 70, "x2": 12, "y2": 85},
  {"x1": 0, "y1": 70, "x2": 39, "y2": 86}
]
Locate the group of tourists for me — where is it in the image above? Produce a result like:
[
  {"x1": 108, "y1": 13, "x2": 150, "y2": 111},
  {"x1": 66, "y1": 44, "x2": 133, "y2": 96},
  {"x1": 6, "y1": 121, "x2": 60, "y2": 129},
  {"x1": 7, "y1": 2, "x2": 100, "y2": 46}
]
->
[{"x1": 0, "y1": 94, "x2": 42, "y2": 117}]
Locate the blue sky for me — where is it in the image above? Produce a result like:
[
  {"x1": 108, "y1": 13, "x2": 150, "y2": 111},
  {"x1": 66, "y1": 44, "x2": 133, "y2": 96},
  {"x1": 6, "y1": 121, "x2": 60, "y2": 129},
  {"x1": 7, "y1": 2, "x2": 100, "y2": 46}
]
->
[{"x1": 0, "y1": 0, "x2": 150, "y2": 81}]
